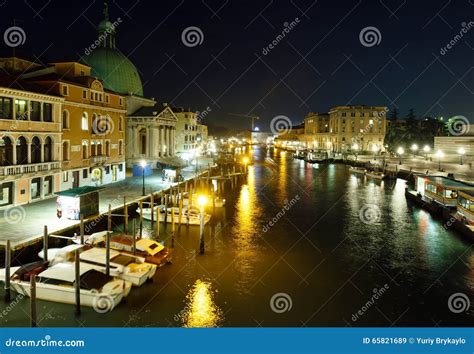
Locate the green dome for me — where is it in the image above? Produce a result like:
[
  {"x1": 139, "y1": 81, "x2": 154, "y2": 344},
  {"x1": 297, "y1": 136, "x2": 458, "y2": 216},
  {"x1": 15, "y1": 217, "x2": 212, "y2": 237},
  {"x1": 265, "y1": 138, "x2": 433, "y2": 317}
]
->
[{"x1": 82, "y1": 47, "x2": 143, "y2": 96}]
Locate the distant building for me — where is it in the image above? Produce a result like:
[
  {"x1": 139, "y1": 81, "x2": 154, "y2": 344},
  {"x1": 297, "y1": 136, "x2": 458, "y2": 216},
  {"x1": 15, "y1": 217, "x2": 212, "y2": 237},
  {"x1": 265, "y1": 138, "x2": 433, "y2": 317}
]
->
[
  {"x1": 197, "y1": 123, "x2": 208, "y2": 145},
  {"x1": 274, "y1": 123, "x2": 306, "y2": 150},
  {"x1": 251, "y1": 131, "x2": 274, "y2": 144},
  {"x1": 173, "y1": 108, "x2": 198, "y2": 158},
  {"x1": 0, "y1": 73, "x2": 63, "y2": 207},
  {"x1": 434, "y1": 136, "x2": 474, "y2": 162}
]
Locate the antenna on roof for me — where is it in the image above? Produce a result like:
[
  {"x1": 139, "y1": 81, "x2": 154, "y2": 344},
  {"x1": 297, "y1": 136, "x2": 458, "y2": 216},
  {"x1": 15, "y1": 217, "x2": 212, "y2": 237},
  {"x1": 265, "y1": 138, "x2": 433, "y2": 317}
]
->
[{"x1": 103, "y1": 1, "x2": 109, "y2": 21}]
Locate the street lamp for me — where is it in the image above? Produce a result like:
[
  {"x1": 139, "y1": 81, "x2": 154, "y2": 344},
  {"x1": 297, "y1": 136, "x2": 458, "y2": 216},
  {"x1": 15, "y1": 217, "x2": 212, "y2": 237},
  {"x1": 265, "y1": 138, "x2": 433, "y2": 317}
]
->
[
  {"x1": 397, "y1": 147, "x2": 404, "y2": 165},
  {"x1": 423, "y1": 145, "x2": 430, "y2": 160},
  {"x1": 352, "y1": 143, "x2": 359, "y2": 161},
  {"x1": 436, "y1": 150, "x2": 444, "y2": 171},
  {"x1": 372, "y1": 145, "x2": 379, "y2": 161},
  {"x1": 140, "y1": 160, "x2": 146, "y2": 196},
  {"x1": 410, "y1": 144, "x2": 418, "y2": 157},
  {"x1": 243, "y1": 156, "x2": 249, "y2": 173},
  {"x1": 458, "y1": 147, "x2": 465, "y2": 165},
  {"x1": 197, "y1": 195, "x2": 207, "y2": 255}
]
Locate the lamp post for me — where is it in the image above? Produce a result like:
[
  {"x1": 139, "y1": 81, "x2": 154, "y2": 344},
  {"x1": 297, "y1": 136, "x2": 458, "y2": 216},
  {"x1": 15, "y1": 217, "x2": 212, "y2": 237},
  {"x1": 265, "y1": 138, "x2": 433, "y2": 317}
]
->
[
  {"x1": 458, "y1": 147, "x2": 465, "y2": 165},
  {"x1": 423, "y1": 145, "x2": 430, "y2": 160},
  {"x1": 397, "y1": 147, "x2": 404, "y2": 165},
  {"x1": 410, "y1": 144, "x2": 418, "y2": 157},
  {"x1": 352, "y1": 144, "x2": 359, "y2": 161},
  {"x1": 140, "y1": 160, "x2": 146, "y2": 196},
  {"x1": 197, "y1": 195, "x2": 207, "y2": 255},
  {"x1": 372, "y1": 145, "x2": 379, "y2": 161},
  {"x1": 243, "y1": 157, "x2": 249, "y2": 173},
  {"x1": 436, "y1": 150, "x2": 444, "y2": 171}
]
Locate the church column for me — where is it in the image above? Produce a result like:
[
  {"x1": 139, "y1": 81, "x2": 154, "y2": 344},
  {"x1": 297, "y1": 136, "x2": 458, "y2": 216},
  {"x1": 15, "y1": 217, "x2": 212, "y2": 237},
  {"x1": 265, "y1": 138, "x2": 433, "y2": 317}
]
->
[
  {"x1": 159, "y1": 126, "x2": 164, "y2": 157},
  {"x1": 152, "y1": 127, "x2": 159, "y2": 158},
  {"x1": 167, "y1": 127, "x2": 171, "y2": 157},
  {"x1": 171, "y1": 128, "x2": 175, "y2": 156}
]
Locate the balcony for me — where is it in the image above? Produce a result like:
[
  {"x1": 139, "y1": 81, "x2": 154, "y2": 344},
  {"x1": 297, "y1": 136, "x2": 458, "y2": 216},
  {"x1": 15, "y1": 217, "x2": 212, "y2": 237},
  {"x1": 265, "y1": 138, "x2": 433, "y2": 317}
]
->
[
  {"x1": 90, "y1": 155, "x2": 109, "y2": 165},
  {"x1": 0, "y1": 161, "x2": 61, "y2": 177}
]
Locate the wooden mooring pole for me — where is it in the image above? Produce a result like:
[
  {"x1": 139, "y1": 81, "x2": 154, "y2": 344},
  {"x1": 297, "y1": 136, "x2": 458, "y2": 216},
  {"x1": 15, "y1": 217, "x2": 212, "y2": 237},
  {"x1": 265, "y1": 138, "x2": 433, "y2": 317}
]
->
[
  {"x1": 30, "y1": 275, "x2": 37, "y2": 327},
  {"x1": 105, "y1": 231, "x2": 111, "y2": 277},
  {"x1": 124, "y1": 196, "x2": 128, "y2": 234},
  {"x1": 43, "y1": 225, "x2": 48, "y2": 263},
  {"x1": 80, "y1": 215, "x2": 84, "y2": 245},
  {"x1": 75, "y1": 250, "x2": 81, "y2": 316},
  {"x1": 139, "y1": 201, "x2": 143, "y2": 238},
  {"x1": 4, "y1": 240, "x2": 11, "y2": 302}
]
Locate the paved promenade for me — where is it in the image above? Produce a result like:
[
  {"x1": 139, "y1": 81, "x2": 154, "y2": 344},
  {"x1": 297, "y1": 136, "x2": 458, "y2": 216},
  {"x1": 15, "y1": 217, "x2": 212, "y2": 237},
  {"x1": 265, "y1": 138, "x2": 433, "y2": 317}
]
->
[{"x1": 0, "y1": 162, "x2": 210, "y2": 248}]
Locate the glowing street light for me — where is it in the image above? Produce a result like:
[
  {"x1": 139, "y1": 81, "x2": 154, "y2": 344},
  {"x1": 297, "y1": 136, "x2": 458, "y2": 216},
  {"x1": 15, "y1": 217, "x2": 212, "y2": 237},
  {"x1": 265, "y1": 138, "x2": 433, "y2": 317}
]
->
[
  {"x1": 423, "y1": 145, "x2": 430, "y2": 160},
  {"x1": 243, "y1": 156, "x2": 249, "y2": 173},
  {"x1": 197, "y1": 195, "x2": 207, "y2": 255},
  {"x1": 458, "y1": 147, "x2": 466, "y2": 165},
  {"x1": 352, "y1": 143, "x2": 359, "y2": 161},
  {"x1": 410, "y1": 144, "x2": 418, "y2": 156},
  {"x1": 372, "y1": 145, "x2": 379, "y2": 161},
  {"x1": 397, "y1": 147, "x2": 404, "y2": 165},
  {"x1": 140, "y1": 160, "x2": 147, "y2": 196},
  {"x1": 436, "y1": 150, "x2": 444, "y2": 171}
]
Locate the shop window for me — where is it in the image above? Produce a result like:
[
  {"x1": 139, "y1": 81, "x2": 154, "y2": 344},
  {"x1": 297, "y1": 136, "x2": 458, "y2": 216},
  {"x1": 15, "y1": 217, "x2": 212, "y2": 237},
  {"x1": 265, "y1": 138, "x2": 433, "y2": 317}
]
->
[{"x1": 0, "y1": 97, "x2": 12, "y2": 119}]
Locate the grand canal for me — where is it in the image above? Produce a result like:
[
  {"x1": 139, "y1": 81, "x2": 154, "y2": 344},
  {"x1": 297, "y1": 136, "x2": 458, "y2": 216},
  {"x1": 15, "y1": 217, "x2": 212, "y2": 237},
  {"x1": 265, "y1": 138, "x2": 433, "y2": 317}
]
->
[{"x1": 1, "y1": 146, "x2": 473, "y2": 327}]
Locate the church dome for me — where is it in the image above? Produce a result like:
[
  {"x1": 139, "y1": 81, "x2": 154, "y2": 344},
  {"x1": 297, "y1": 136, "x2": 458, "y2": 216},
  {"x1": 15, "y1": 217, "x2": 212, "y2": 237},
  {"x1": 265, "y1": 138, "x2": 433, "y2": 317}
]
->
[{"x1": 81, "y1": 3, "x2": 144, "y2": 96}]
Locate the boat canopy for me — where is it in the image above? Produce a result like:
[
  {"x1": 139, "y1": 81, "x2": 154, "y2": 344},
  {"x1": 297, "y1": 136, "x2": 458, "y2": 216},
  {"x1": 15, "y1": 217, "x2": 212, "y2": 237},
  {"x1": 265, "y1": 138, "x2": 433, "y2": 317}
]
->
[
  {"x1": 136, "y1": 239, "x2": 165, "y2": 253},
  {"x1": 80, "y1": 247, "x2": 120, "y2": 263},
  {"x1": 419, "y1": 176, "x2": 474, "y2": 190},
  {"x1": 38, "y1": 262, "x2": 95, "y2": 282},
  {"x1": 55, "y1": 186, "x2": 104, "y2": 197}
]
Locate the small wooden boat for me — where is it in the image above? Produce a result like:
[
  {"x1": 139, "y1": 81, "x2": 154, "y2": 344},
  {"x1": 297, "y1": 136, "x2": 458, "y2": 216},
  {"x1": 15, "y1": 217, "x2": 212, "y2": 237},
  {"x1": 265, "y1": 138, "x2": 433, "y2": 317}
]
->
[
  {"x1": 0, "y1": 261, "x2": 131, "y2": 310},
  {"x1": 366, "y1": 171, "x2": 385, "y2": 180},
  {"x1": 349, "y1": 166, "x2": 367, "y2": 175},
  {"x1": 39, "y1": 244, "x2": 157, "y2": 287},
  {"x1": 138, "y1": 205, "x2": 211, "y2": 225}
]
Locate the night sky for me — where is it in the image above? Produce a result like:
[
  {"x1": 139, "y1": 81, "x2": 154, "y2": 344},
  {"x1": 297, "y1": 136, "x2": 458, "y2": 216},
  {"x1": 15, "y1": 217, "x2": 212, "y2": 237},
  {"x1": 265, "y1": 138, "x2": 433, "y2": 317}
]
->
[{"x1": 1, "y1": 0, "x2": 473, "y2": 130}]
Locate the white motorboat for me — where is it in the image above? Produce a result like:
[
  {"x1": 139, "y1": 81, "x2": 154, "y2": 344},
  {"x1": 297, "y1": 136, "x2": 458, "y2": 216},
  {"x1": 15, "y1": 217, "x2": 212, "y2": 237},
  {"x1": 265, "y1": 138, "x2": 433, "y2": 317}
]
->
[
  {"x1": 39, "y1": 244, "x2": 157, "y2": 287},
  {"x1": 182, "y1": 196, "x2": 226, "y2": 208},
  {"x1": 349, "y1": 166, "x2": 367, "y2": 175},
  {"x1": 0, "y1": 261, "x2": 131, "y2": 310},
  {"x1": 138, "y1": 205, "x2": 211, "y2": 225},
  {"x1": 366, "y1": 171, "x2": 385, "y2": 180}
]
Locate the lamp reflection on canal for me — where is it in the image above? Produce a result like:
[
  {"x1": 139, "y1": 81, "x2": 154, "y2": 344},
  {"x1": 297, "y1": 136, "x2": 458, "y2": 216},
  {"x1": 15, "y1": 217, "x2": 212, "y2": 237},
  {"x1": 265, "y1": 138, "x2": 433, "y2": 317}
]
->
[
  {"x1": 198, "y1": 195, "x2": 207, "y2": 254},
  {"x1": 182, "y1": 279, "x2": 223, "y2": 328}
]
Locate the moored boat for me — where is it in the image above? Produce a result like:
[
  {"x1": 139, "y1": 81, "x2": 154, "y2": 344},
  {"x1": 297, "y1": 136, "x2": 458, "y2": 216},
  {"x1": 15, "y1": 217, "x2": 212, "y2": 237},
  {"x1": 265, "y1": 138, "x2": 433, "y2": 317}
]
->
[
  {"x1": 366, "y1": 171, "x2": 385, "y2": 180},
  {"x1": 138, "y1": 205, "x2": 211, "y2": 225},
  {"x1": 349, "y1": 166, "x2": 367, "y2": 175}
]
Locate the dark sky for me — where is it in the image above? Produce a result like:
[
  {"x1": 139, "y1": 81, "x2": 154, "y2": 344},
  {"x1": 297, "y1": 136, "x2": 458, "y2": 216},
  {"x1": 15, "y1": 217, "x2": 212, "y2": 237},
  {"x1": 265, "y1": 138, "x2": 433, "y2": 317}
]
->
[{"x1": 1, "y1": 0, "x2": 473, "y2": 130}]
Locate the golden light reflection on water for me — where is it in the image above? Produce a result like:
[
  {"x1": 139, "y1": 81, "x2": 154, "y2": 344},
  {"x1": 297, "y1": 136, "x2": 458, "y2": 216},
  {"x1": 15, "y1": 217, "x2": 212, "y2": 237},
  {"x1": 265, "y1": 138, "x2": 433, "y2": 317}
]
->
[{"x1": 182, "y1": 279, "x2": 223, "y2": 328}]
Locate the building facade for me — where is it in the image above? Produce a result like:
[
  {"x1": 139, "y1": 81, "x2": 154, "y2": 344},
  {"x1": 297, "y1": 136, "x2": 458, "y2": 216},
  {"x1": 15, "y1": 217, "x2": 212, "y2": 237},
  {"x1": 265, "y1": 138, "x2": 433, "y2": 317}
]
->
[
  {"x1": 23, "y1": 61, "x2": 127, "y2": 190},
  {"x1": 126, "y1": 103, "x2": 177, "y2": 168},
  {"x1": 174, "y1": 108, "x2": 198, "y2": 157},
  {"x1": 0, "y1": 74, "x2": 64, "y2": 207}
]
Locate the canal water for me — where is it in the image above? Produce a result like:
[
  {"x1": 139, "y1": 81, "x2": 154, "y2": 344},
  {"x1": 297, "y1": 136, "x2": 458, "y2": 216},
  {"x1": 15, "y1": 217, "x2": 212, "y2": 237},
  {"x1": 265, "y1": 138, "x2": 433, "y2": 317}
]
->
[{"x1": 1, "y1": 146, "x2": 473, "y2": 327}]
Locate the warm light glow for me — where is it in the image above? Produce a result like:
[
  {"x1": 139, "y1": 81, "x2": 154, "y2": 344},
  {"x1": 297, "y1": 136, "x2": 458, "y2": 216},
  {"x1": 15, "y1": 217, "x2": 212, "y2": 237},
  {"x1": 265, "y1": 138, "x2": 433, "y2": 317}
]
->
[
  {"x1": 352, "y1": 143, "x2": 359, "y2": 150},
  {"x1": 397, "y1": 147, "x2": 404, "y2": 155},
  {"x1": 411, "y1": 144, "x2": 418, "y2": 151},
  {"x1": 243, "y1": 157, "x2": 249, "y2": 165},
  {"x1": 197, "y1": 195, "x2": 207, "y2": 207},
  {"x1": 436, "y1": 150, "x2": 444, "y2": 158},
  {"x1": 458, "y1": 147, "x2": 466, "y2": 155},
  {"x1": 182, "y1": 280, "x2": 223, "y2": 328},
  {"x1": 423, "y1": 145, "x2": 430, "y2": 153},
  {"x1": 140, "y1": 160, "x2": 146, "y2": 168},
  {"x1": 372, "y1": 145, "x2": 379, "y2": 152}
]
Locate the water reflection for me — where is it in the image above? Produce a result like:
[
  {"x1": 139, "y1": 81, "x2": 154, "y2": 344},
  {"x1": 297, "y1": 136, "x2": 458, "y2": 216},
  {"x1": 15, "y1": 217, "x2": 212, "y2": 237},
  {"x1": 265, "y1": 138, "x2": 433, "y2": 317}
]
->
[{"x1": 182, "y1": 279, "x2": 223, "y2": 327}]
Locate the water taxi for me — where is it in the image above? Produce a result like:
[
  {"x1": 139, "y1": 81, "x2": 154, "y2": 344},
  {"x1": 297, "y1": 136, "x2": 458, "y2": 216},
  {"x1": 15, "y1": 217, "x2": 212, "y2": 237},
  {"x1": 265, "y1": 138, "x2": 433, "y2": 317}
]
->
[{"x1": 0, "y1": 261, "x2": 131, "y2": 310}]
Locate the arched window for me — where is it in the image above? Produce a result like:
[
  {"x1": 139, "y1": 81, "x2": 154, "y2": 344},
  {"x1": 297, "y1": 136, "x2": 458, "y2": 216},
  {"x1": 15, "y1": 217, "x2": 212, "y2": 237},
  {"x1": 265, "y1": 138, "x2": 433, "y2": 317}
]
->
[
  {"x1": 97, "y1": 141, "x2": 103, "y2": 156},
  {"x1": 105, "y1": 141, "x2": 110, "y2": 156},
  {"x1": 44, "y1": 136, "x2": 53, "y2": 162},
  {"x1": 16, "y1": 136, "x2": 28, "y2": 165},
  {"x1": 82, "y1": 140, "x2": 88, "y2": 159},
  {"x1": 81, "y1": 112, "x2": 88, "y2": 131},
  {"x1": 119, "y1": 140, "x2": 123, "y2": 155},
  {"x1": 62, "y1": 110, "x2": 69, "y2": 129},
  {"x1": 119, "y1": 116, "x2": 123, "y2": 131},
  {"x1": 31, "y1": 136, "x2": 41, "y2": 163},
  {"x1": 62, "y1": 141, "x2": 69, "y2": 161},
  {"x1": 91, "y1": 141, "x2": 96, "y2": 157},
  {"x1": 0, "y1": 137, "x2": 13, "y2": 166},
  {"x1": 139, "y1": 128, "x2": 146, "y2": 155}
]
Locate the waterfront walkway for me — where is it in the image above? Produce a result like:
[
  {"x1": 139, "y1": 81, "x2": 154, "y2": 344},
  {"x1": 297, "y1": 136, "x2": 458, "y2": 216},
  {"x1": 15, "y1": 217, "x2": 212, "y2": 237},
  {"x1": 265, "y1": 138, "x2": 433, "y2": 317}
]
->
[{"x1": 0, "y1": 162, "x2": 211, "y2": 248}]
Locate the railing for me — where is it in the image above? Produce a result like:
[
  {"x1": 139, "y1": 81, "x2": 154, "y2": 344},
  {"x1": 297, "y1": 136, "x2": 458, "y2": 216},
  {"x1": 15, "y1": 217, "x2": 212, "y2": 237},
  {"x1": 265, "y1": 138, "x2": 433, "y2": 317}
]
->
[
  {"x1": 91, "y1": 155, "x2": 109, "y2": 164},
  {"x1": 0, "y1": 161, "x2": 61, "y2": 176}
]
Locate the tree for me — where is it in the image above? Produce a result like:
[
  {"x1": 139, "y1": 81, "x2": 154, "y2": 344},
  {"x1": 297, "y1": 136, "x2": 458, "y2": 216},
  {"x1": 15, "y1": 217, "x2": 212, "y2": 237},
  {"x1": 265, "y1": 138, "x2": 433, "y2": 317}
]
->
[{"x1": 389, "y1": 108, "x2": 398, "y2": 121}]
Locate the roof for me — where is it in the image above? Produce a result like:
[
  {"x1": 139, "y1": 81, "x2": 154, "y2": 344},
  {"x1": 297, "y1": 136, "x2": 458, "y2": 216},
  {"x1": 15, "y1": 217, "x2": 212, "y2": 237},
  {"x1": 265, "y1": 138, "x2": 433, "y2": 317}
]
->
[
  {"x1": 419, "y1": 176, "x2": 474, "y2": 189},
  {"x1": 459, "y1": 190, "x2": 474, "y2": 198},
  {"x1": 38, "y1": 262, "x2": 95, "y2": 282},
  {"x1": 0, "y1": 75, "x2": 62, "y2": 97},
  {"x1": 56, "y1": 186, "x2": 103, "y2": 197},
  {"x1": 80, "y1": 247, "x2": 120, "y2": 264}
]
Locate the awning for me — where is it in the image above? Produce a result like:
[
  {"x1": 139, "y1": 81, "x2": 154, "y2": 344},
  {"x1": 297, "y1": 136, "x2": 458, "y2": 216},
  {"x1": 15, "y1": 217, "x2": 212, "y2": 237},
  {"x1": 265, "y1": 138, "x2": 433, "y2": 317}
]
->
[{"x1": 55, "y1": 186, "x2": 104, "y2": 197}]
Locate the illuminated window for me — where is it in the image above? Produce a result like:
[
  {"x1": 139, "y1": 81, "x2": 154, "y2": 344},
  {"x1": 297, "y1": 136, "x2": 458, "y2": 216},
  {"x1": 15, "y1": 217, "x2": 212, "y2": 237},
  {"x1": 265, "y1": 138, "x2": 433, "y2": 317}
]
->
[{"x1": 81, "y1": 112, "x2": 88, "y2": 130}]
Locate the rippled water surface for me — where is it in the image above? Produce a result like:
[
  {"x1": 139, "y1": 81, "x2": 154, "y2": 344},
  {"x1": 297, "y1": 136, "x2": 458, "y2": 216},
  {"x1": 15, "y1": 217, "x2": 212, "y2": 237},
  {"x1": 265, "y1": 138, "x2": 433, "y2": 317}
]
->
[{"x1": 1, "y1": 146, "x2": 473, "y2": 327}]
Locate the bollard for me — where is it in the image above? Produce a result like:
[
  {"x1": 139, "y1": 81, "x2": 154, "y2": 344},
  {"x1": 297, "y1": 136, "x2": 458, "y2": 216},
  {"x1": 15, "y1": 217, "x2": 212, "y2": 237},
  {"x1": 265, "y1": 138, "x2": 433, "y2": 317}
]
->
[
  {"x1": 43, "y1": 225, "x2": 48, "y2": 263},
  {"x1": 156, "y1": 206, "x2": 160, "y2": 237},
  {"x1": 80, "y1": 215, "x2": 85, "y2": 245},
  {"x1": 124, "y1": 196, "x2": 128, "y2": 234},
  {"x1": 139, "y1": 201, "x2": 143, "y2": 238},
  {"x1": 150, "y1": 193, "x2": 154, "y2": 224},
  {"x1": 164, "y1": 195, "x2": 168, "y2": 225},
  {"x1": 107, "y1": 204, "x2": 112, "y2": 232},
  {"x1": 105, "y1": 231, "x2": 111, "y2": 277}
]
